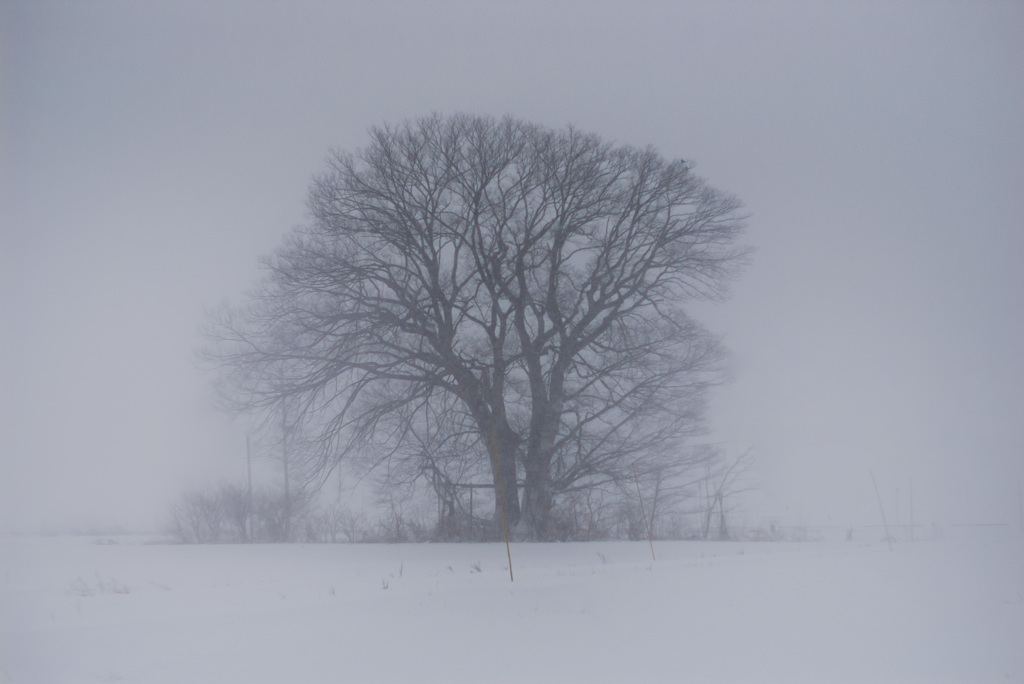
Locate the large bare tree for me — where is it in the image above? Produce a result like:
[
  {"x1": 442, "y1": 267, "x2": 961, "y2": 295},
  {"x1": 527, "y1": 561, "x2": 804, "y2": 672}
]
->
[{"x1": 204, "y1": 114, "x2": 746, "y2": 539}]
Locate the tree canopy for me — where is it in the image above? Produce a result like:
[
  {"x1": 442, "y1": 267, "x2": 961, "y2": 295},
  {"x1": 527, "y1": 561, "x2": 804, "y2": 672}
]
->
[{"x1": 204, "y1": 113, "x2": 747, "y2": 539}]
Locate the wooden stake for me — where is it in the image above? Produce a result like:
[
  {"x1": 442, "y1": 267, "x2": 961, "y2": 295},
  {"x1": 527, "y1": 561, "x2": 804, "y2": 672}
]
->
[{"x1": 633, "y1": 467, "x2": 656, "y2": 561}]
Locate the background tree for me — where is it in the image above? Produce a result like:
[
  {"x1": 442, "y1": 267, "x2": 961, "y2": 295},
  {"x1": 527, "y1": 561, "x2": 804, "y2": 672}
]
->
[
  {"x1": 627, "y1": 444, "x2": 718, "y2": 539},
  {"x1": 204, "y1": 113, "x2": 747, "y2": 539},
  {"x1": 700, "y1": 448, "x2": 756, "y2": 540}
]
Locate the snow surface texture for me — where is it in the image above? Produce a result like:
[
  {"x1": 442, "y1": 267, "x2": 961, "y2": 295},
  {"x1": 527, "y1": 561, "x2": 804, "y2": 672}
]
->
[{"x1": 2, "y1": 535, "x2": 1021, "y2": 683}]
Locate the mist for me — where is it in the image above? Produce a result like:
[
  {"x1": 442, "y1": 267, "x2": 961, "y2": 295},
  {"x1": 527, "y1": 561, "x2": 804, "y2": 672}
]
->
[{"x1": 2, "y1": 1, "x2": 1022, "y2": 534}]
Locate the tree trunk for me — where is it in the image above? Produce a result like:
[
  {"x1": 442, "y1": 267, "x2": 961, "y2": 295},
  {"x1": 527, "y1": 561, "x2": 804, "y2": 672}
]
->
[
  {"x1": 521, "y1": 460, "x2": 554, "y2": 539},
  {"x1": 487, "y1": 424, "x2": 521, "y2": 531},
  {"x1": 519, "y1": 390, "x2": 562, "y2": 539}
]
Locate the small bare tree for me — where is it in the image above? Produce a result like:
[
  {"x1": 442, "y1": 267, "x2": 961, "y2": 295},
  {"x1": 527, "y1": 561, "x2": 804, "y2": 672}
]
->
[
  {"x1": 625, "y1": 445, "x2": 718, "y2": 539},
  {"x1": 700, "y1": 448, "x2": 755, "y2": 540}
]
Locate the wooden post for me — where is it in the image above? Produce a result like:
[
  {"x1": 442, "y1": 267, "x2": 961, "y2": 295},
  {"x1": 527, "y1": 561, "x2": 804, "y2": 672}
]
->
[{"x1": 633, "y1": 467, "x2": 656, "y2": 561}]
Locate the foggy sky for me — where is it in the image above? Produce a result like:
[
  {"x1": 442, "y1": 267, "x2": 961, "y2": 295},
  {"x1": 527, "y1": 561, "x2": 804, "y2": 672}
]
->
[{"x1": 2, "y1": 1, "x2": 1022, "y2": 532}]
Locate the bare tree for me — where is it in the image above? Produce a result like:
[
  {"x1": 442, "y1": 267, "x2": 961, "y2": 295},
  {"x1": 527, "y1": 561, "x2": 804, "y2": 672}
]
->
[
  {"x1": 628, "y1": 444, "x2": 718, "y2": 538},
  {"x1": 240, "y1": 397, "x2": 316, "y2": 540},
  {"x1": 203, "y1": 114, "x2": 746, "y2": 539},
  {"x1": 700, "y1": 448, "x2": 756, "y2": 540}
]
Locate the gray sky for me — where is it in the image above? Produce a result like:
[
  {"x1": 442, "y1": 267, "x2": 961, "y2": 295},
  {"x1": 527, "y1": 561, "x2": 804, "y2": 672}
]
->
[{"x1": 2, "y1": 1, "x2": 1022, "y2": 532}]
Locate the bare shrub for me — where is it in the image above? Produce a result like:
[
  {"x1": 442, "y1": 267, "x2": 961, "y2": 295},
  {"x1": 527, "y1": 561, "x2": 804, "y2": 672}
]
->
[
  {"x1": 303, "y1": 502, "x2": 356, "y2": 543},
  {"x1": 164, "y1": 488, "x2": 225, "y2": 544},
  {"x1": 164, "y1": 482, "x2": 316, "y2": 544},
  {"x1": 219, "y1": 482, "x2": 251, "y2": 542},
  {"x1": 548, "y1": 489, "x2": 615, "y2": 541}
]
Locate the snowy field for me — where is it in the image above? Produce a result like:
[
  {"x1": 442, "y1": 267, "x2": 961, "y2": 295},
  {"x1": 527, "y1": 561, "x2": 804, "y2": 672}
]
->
[{"x1": 2, "y1": 534, "x2": 1021, "y2": 683}]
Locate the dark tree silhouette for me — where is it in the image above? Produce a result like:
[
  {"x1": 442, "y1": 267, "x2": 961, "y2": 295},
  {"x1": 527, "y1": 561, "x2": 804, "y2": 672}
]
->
[{"x1": 204, "y1": 114, "x2": 747, "y2": 538}]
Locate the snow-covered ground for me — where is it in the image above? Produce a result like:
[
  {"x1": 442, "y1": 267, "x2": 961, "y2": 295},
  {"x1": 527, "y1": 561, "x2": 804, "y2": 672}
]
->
[{"x1": 2, "y1": 534, "x2": 1021, "y2": 683}]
